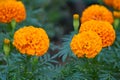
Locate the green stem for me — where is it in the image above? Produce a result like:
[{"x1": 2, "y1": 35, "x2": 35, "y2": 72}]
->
[
  {"x1": 7, "y1": 19, "x2": 16, "y2": 38},
  {"x1": 4, "y1": 56, "x2": 10, "y2": 80},
  {"x1": 32, "y1": 56, "x2": 38, "y2": 66},
  {"x1": 73, "y1": 19, "x2": 79, "y2": 33}
]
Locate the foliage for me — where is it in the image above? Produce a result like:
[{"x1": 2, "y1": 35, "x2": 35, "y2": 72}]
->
[
  {"x1": 0, "y1": 51, "x2": 62, "y2": 80},
  {"x1": 54, "y1": 31, "x2": 120, "y2": 80}
]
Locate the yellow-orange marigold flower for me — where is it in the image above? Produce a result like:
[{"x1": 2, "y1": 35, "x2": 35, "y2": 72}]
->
[
  {"x1": 113, "y1": 0, "x2": 120, "y2": 10},
  {"x1": 103, "y1": 0, "x2": 113, "y2": 6},
  {"x1": 113, "y1": 11, "x2": 120, "y2": 18},
  {"x1": 0, "y1": 0, "x2": 17, "y2": 1},
  {"x1": 79, "y1": 20, "x2": 116, "y2": 47},
  {"x1": 81, "y1": 5, "x2": 113, "y2": 24},
  {"x1": 13, "y1": 26, "x2": 49, "y2": 56},
  {"x1": 70, "y1": 31, "x2": 102, "y2": 58},
  {"x1": 0, "y1": 1, "x2": 26, "y2": 23}
]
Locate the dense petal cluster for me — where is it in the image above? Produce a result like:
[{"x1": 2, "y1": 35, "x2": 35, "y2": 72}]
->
[
  {"x1": 81, "y1": 5, "x2": 113, "y2": 24},
  {"x1": 103, "y1": 0, "x2": 113, "y2": 6},
  {"x1": 103, "y1": 0, "x2": 120, "y2": 10},
  {"x1": 79, "y1": 20, "x2": 116, "y2": 47},
  {"x1": 70, "y1": 31, "x2": 102, "y2": 58},
  {"x1": 0, "y1": 0, "x2": 17, "y2": 1},
  {"x1": 113, "y1": 0, "x2": 120, "y2": 10},
  {"x1": 13, "y1": 26, "x2": 49, "y2": 56},
  {"x1": 0, "y1": 0, "x2": 26, "y2": 23}
]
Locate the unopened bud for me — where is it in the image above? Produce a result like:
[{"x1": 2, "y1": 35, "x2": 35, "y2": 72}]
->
[
  {"x1": 73, "y1": 14, "x2": 79, "y2": 19},
  {"x1": 4, "y1": 38, "x2": 10, "y2": 44},
  {"x1": 113, "y1": 11, "x2": 120, "y2": 18},
  {"x1": 73, "y1": 14, "x2": 79, "y2": 33},
  {"x1": 3, "y1": 38, "x2": 10, "y2": 57}
]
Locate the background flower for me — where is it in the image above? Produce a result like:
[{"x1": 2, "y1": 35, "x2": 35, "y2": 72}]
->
[
  {"x1": 103, "y1": 0, "x2": 113, "y2": 6},
  {"x1": 79, "y1": 20, "x2": 116, "y2": 47},
  {"x1": 81, "y1": 5, "x2": 113, "y2": 24},
  {"x1": 113, "y1": 0, "x2": 120, "y2": 10},
  {"x1": 13, "y1": 26, "x2": 49, "y2": 56},
  {"x1": 0, "y1": 0, "x2": 26, "y2": 23},
  {"x1": 70, "y1": 31, "x2": 102, "y2": 58}
]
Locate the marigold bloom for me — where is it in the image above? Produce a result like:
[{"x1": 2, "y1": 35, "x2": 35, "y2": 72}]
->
[
  {"x1": 0, "y1": 0, "x2": 17, "y2": 1},
  {"x1": 81, "y1": 5, "x2": 113, "y2": 24},
  {"x1": 113, "y1": 0, "x2": 120, "y2": 10},
  {"x1": 79, "y1": 20, "x2": 116, "y2": 47},
  {"x1": 13, "y1": 26, "x2": 49, "y2": 56},
  {"x1": 113, "y1": 11, "x2": 120, "y2": 18},
  {"x1": 103, "y1": 0, "x2": 113, "y2": 6},
  {"x1": 70, "y1": 31, "x2": 102, "y2": 58},
  {"x1": 0, "y1": 1, "x2": 26, "y2": 23}
]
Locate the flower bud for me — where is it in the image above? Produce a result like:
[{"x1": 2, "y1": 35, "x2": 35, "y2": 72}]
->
[
  {"x1": 3, "y1": 38, "x2": 10, "y2": 57},
  {"x1": 73, "y1": 14, "x2": 79, "y2": 33}
]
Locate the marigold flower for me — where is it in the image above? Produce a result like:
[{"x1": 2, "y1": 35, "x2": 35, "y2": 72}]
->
[
  {"x1": 13, "y1": 26, "x2": 49, "y2": 56},
  {"x1": 70, "y1": 31, "x2": 102, "y2": 58},
  {"x1": 0, "y1": 0, "x2": 26, "y2": 23},
  {"x1": 113, "y1": 0, "x2": 120, "y2": 10},
  {"x1": 0, "y1": 0, "x2": 17, "y2": 1},
  {"x1": 103, "y1": 0, "x2": 113, "y2": 6},
  {"x1": 81, "y1": 5, "x2": 113, "y2": 24},
  {"x1": 79, "y1": 20, "x2": 116, "y2": 47},
  {"x1": 113, "y1": 11, "x2": 120, "y2": 18}
]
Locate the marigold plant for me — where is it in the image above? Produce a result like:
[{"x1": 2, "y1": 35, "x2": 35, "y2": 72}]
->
[
  {"x1": 13, "y1": 26, "x2": 49, "y2": 56},
  {"x1": 81, "y1": 5, "x2": 113, "y2": 24},
  {"x1": 70, "y1": 31, "x2": 102, "y2": 58},
  {"x1": 79, "y1": 20, "x2": 116, "y2": 47},
  {"x1": 0, "y1": 0, "x2": 26, "y2": 23},
  {"x1": 113, "y1": 0, "x2": 120, "y2": 10},
  {"x1": 103, "y1": 0, "x2": 113, "y2": 6}
]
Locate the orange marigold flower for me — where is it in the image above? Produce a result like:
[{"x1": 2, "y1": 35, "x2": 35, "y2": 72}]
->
[
  {"x1": 0, "y1": 1, "x2": 26, "y2": 23},
  {"x1": 79, "y1": 20, "x2": 116, "y2": 47},
  {"x1": 70, "y1": 31, "x2": 102, "y2": 58},
  {"x1": 81, "y1": 5, "x2": 113, "y2": 24},
  {"x1": 103, "y1": 0, "x2": 113, "y2": 6},
  {"x1": 113, "y1": 11, "x2": 120, "y2": 18},
  {"x1": 113, "y1": 0, "x2": 120, "y2": 10},
  {"x1": 13, "y1": 26, "x2": 49, "y2": 56},
  {"x1": 0, "y1": 0, "x2": 17, "y2": 1}
]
